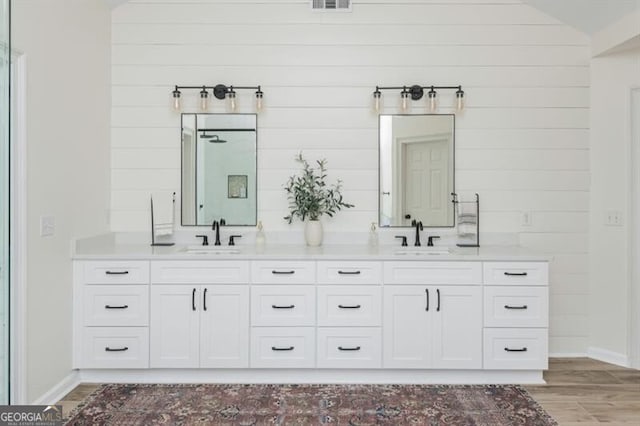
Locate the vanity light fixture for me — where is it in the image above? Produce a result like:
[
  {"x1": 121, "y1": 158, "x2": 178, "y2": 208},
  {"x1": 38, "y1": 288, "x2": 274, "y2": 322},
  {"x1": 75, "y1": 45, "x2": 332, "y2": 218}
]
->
[
  {"x1": 372, "y1": 84, "x2": 464, "y2": 113},
  {"x1": 171, "y1": 84, "x2": 264, "y2": 112}
]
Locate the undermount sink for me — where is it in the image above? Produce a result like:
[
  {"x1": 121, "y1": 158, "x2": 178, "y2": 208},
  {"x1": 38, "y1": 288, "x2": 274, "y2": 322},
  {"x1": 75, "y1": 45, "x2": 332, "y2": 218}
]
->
[
  {"x1": 181, "y1": 246, "x2": 242, "y2": 255},
  {"x1": 394, "y1": 247, "x2": 452, "y2": 256}
]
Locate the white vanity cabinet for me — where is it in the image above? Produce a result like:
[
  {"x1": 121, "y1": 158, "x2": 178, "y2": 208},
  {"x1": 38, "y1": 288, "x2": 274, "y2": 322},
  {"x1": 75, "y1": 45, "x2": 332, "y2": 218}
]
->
[
  {"x1": 73, "y1": 252, "x2": 549, "y2": 383},
  {"x1": 148, "y1": 261, "x2": 250, "y2": 368},
  {"x1": 382, "y1": 262, "x2": 483, "y2": 369}
]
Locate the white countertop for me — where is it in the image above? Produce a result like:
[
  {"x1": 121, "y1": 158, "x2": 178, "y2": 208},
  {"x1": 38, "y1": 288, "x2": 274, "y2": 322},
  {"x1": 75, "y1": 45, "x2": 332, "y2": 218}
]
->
[{"x1": 73, "y1": 234, "x2": 551, "y2": 262}]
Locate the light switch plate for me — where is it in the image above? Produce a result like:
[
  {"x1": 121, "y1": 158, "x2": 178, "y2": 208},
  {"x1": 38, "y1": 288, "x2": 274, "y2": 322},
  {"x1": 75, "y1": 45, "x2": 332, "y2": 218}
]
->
[
  {"x1": 605, "y1": 210, "x2": 623, "y2": 226},
  {"x1": 521, "y1": 211, "x2": 532, "y2": 227},
  {"x1": 40, "y1": 216, "x2": 55, "y2": 237}
]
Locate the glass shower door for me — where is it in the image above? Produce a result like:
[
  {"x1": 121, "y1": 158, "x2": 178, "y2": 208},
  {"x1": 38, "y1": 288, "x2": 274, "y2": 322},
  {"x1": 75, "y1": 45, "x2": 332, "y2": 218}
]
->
[{"x1": 0, "y1": 0, "x2": 9, "y2": 405}]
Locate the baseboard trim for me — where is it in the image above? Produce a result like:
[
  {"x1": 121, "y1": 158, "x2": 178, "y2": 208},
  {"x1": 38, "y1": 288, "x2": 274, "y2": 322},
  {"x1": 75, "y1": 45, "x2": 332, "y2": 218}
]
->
[
  {"x1": 587, "y1": 347, "x2": 629, "y2": 368},
  {"x1": 548, "y1": 352, "x2": 587, "y2": 358},
  {"x1": 77, "y1": 369, "x2": 546, "y2": 385},
  {"x1": 31, "y1": 371, "x2": 81, "y2": 406}
]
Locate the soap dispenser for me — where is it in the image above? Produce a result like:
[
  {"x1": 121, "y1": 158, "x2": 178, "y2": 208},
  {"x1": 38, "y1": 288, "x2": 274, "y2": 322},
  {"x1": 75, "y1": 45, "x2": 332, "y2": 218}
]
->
[
  {"x1": 255, "y1": 220, "x2": 266, "y2": 247},
  {"x1": 368, "y1": 222, "x2": 379, "y2": 247}
]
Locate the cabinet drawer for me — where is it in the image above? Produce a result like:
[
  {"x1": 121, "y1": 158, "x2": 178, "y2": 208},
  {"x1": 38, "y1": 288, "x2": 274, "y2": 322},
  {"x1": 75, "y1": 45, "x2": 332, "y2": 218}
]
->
[
  {"x1": 317, "y1": 328, "x2": 381, "y2": 369},
  {"x1": 484, "y1": 287, "x2": 548, "y2": 328},
  {"x1": 251, "y1": 261, "x2": 316, "y2": 284},
  {"x1": 151, "y1": 261, "x2": 249, "y2": 284},
  {"x1": 83, "y1": 261, "x2": 149, "y2": 285},
  {"x1": 483, "y1": 262, "x2": 548, "y2": 286},
  {"x1": 83, "y1": 285, "x2": 149, "y2": 326},
  {"x1": 317, "y1": 286, "x2": 381, "y2": 327},
  {"x1": 483, "y1": 328, "x2": 548, "y2": 370},
  {"x1": 317, "y1": 261, "x2": 382, "y2": 285},
  {"x1": 251, "y1": 286, "x2": 315, "y2": 326},
  {"x1": 81, "y1": 327, "x2": 149, "y2": 369},
  {"x1": 250, "y1": 327, "x2": 315, "y2": 368},
  {"x1": 383, "y1": 261, "x2": 482, "y2": 285}
]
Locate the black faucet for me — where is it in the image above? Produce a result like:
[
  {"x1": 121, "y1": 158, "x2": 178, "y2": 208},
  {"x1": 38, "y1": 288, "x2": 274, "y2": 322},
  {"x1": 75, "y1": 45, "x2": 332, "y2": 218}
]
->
[
  {"x1": 427, "y1": 235, "x2": 441, "y2": 247},
  {"x1": 211, "y1": 218, "x2": 226, "y2": 246},
  {"x1": 395, "y1": 235, "x2": 408, "y2": 247},
  {"x1": 413, "y1": 221, "x2": 424, "y2": 247}
]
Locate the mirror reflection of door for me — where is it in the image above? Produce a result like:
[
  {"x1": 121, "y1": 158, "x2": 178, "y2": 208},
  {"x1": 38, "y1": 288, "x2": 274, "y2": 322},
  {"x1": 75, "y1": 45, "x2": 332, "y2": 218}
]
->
[
  {"x1": 402, "y1": 138, "x2": 450, "y2": 227},
  {"x1": 379, "y1": 114, "x2": 455, "y2": 227}
]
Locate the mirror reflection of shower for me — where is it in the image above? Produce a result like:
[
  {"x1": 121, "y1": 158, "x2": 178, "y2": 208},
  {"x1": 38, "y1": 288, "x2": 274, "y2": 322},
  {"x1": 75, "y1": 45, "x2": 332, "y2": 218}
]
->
[
  {"x1": 199, "y1": 130, "x2": 227, "y2": 144},
  {"x1": 181, "y1": 114, "x2": 257, "y2": 226}
]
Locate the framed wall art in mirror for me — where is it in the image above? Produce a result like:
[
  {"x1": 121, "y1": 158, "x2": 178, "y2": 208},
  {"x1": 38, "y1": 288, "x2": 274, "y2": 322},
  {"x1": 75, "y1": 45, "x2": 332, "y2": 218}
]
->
[
  {"x1": 181, "y1": 113, "x2": 257, "y2": 226},
  {"x1": 379, "y1": 114, "x2": 455, "y2": 228}
]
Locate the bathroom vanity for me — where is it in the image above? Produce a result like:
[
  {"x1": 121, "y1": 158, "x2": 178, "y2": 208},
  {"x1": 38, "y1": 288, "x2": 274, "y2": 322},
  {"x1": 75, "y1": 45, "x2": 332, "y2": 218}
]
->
[{"x1": 72, "y1": 242, "x2": 549, "y2": 384}]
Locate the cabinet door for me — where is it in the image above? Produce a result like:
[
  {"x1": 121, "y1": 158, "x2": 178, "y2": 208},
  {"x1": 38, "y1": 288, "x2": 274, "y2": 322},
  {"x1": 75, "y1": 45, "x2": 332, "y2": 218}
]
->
[
  {"x1": 383, "y1": 286, "x2": 430, "y2": 368},
  {"x1": 431, "y1": 286, "x2": 482, "y2": 369},
  {"x1": 150, "y1": 285, "x2": 200, "y2": 368},
  {"x1": 200, "y1": 285, "x2": 249, "y2": 368}
]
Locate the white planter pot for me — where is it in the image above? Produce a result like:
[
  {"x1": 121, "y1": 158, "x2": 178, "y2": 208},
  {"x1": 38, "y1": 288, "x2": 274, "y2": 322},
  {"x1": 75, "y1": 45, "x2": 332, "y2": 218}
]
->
[{"x1": 304, "y1": 220, "x2": 323, "y2": 246}]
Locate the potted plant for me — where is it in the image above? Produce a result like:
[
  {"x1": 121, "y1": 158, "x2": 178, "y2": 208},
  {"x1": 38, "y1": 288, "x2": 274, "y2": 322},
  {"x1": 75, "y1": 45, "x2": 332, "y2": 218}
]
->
[{"x1": 284, "y1": 153, "x2": 354, "y2": 246}]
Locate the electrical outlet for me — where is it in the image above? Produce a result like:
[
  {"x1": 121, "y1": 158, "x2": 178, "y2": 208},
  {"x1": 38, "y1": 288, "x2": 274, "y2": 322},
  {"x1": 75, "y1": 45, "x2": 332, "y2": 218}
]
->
[
  {"x1": 40, "y1": 216, "x2": 55, "y2": 237},
  {"x1": 521, "y1": 211, "x2": 532, "y2": 227},
  {"x1": 605, "y1": 210, "x2": 623, "y2": 226}
]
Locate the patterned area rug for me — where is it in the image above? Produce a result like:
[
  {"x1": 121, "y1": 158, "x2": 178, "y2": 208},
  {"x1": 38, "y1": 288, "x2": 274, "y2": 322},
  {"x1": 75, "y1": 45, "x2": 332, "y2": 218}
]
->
[{"x1": 66, "y1": 384, "x2": 556, "y2": 425}]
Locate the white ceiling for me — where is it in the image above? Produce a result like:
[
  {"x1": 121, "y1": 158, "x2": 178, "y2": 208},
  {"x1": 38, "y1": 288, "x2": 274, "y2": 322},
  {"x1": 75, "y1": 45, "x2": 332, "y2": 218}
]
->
[
  {"x1": 103, "y1": 0, "x2": 640, "y2": 35},
  {"x1": 522, "y1": 0, "x2": 640, "y2": 34}
]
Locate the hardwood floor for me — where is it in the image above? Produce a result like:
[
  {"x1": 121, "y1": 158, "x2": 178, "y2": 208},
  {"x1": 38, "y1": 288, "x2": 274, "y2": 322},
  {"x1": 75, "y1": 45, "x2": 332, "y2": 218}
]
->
[
  {"x1": 524, "y1": 358, "x2": 640, "y2": 425},
  {"x1": 59, "y1": 358, "x2": 639, "y2": 424}
]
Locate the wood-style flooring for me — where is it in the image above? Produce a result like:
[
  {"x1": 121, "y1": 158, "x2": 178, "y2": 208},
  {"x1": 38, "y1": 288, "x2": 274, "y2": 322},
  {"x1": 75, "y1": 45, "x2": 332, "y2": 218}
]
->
[{"x1": 58, "y1": 358, "x2": 639, "y2": 425}]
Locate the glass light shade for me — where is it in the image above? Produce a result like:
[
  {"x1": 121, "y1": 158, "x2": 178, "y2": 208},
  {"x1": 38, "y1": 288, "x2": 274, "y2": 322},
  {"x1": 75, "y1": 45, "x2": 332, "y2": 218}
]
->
[
  {"x1": 256, "y1": 91, "x2": 263, "y2": 112},
  {"x1": 428, "y1": 91, "x2": 437, "y2": 112},
  {"x1": 401, "y1": 91, "x2": 409, "y2": 112},
  {"x1": 199, "y1": 88, "x2": 209, "y2": 111},
  {"x1": 456, "y1": 90, "x2": 465, "y2": 111},
  {"x1": 228, "y1": 91, "x2": 237, "y2": 112},
  {"x1": 172, "y1": 94, "x2": 182, "y2": 112},
  {"x1": 373, "y1": 91, "x2": 382, "y2": 113}
]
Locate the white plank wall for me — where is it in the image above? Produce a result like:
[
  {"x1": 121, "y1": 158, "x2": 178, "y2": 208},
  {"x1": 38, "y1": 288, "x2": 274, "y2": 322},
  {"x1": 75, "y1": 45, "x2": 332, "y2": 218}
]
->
[{"x1": 110, "y1": 0, "x2": 590, "y2": 354}]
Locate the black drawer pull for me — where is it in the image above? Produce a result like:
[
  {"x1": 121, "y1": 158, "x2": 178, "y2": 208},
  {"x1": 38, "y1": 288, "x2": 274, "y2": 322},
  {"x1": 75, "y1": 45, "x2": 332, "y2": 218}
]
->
[
  {"x1": 504, "y1": 347, "x2": 528, "y2": 352},
  {"x1": 105, "y1": 270, "x2": 129, "y2": 275},
  {"x1": 105, "y1": 347, "x2": 129, "y2": 352},
  {"x1": 504, "y1": 305, "x2": 528, "y2": 310},
  {"x1": 272, "y1": 270, "x2": 295, "y2": 275},
  {"x1": 338, "y1": 304, "x2": 361, "y2": 309},
  {"x1": 272, "y1": 304, "x2": 295, "y2": 309},
  {"x1": 338, "y1": 346, "x2": 361, "y2": 351},
  {"x1": 105, "y1": 305, "x2": 129, "y2": 310},
  {"x1": 271, "y1": 346, "x2": 294, "y2": 351},
  {"x1": 504, "y1": 272, "x2": 528, "y2": 276},
  {"x1": 338, "y1": 270, "x2": 361, "y2": 275}
]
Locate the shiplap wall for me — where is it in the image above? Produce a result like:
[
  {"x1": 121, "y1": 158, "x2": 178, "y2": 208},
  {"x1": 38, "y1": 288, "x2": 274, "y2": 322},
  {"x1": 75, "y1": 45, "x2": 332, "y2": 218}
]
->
[{"x1": 111, "y1": 0, "x2": 590, "y2": 354}]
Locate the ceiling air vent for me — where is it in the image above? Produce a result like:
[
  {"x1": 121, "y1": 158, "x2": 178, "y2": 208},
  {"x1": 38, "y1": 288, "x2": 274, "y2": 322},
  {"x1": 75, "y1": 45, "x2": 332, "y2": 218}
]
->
[{"x1": 311, "y1": 0, "x2": 352, "y2": 12}]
